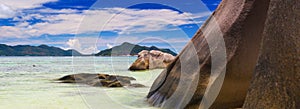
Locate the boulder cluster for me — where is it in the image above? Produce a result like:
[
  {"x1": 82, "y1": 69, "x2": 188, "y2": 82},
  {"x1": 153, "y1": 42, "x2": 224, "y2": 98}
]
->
[{"x1": 129, "y1": 50, "x2": 175, "y2": 71}]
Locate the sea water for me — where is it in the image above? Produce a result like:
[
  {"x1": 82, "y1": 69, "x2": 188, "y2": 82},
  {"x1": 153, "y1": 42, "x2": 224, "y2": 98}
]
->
[{"x1": 0, "y1": 57, "x2": 161, "y2": 109}]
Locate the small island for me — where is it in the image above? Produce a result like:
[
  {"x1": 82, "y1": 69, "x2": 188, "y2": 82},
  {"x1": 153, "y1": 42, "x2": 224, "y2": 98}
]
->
[
  {"x1": 0, "y1": 42, "x2": 177, "y2": 57},
  {"x1": 0, "y1": 44, "x2": 81, "y2": 56},
  {"x1": 95, "y1": 42, "x2": 177, "y2": 56}
]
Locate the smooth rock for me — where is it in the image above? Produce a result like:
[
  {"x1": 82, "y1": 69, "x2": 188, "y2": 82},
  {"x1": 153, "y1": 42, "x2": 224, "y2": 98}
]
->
[
  {"x1": 146, "y1": 0, "x2": 296, "y2": 108},
  {"x1": 129, "y1": 50, "x2": 175, "y2": 71},
  {"x1": 57, "y1": 73, "x2": 142, "y2": 88},
  {"x1": 128, "y1": 83, "x2": 146, "y2": 88}
]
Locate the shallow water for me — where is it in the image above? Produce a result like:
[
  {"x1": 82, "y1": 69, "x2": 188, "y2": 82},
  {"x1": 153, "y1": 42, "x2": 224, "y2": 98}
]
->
[{"x1": 0, "y1": 57, "x2": 161, "y2": 109}]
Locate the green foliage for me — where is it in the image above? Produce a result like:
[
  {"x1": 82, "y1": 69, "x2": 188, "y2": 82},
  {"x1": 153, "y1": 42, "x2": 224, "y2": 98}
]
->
[
  {"x1": 95, "y1": 42, "x2": 177, "y2": 56},
  {"x1": 0, "y1": 42, "x2": 177, "y2": 56},
  {"x1": 0, "y1": 44, "x2": 81, "y2": 56}
]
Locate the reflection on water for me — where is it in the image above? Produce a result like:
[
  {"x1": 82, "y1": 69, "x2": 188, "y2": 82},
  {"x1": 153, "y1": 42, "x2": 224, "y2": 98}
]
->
[{"x1": 0, "y1": 57, "x2": 161, "y2": 109}]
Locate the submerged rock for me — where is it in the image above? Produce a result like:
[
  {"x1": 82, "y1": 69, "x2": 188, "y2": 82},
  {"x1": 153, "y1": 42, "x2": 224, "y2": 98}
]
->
[
  {"x1": 129, "y1": 50, "x2": 175, "y2": 71},
  {"x1": 57, "y1": 73, "x2": 141, "y2": 88},
  {"x1": 128, "y1": 83, "x2": 146, "y2": 88}
]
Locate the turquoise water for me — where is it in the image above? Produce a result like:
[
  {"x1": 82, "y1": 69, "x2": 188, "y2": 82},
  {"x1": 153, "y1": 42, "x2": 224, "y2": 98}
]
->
[{"x1": 0, "y1": 57, "x2": 161, "y2": 109}]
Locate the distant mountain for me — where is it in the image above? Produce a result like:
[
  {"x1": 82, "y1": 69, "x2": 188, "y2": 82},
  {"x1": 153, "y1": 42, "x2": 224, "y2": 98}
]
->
[
  {"x1": 0, "y1": 44, "x2": 81, "y2": 56},
  {"x1": 0, "y1": 43, "x2": 177, "y2": 56},
  {"x1": 95, "y1": 42, "x2": 177, "y2": 56}
]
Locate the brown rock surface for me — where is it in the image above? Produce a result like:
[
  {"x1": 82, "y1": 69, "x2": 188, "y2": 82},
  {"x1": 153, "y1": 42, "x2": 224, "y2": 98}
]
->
[
  {"x1": 147, "y1": 0, "x2": 299, "y2": 109},
  {"x1": 129, "y1": 50, "x2": 175, "y2": 71},
  {"x1": 57, "y1": 73, "x2": 145, "y2": 88},
  {"x1": 243, "y1": 0, "x2": 300, "y2": 108}
]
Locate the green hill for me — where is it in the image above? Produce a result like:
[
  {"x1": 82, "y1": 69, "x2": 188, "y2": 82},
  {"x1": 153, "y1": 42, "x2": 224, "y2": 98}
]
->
[
  {"x1": 95, "y1": 42, "x2": 177, "y2": 56},
  {"x1": 0, "y1": 43, "x2": 177, "y2": 56},
  {"x1": 0, "y1": 44, "x2": 81, "y2": 56}
]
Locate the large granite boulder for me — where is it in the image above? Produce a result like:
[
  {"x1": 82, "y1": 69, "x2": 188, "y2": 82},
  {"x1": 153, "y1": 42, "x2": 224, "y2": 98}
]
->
[
  {"x1": 243, "y1": 0, "x2": 300, "y2": 108},
  {"x1": 129, "y1": 50, "x2": 175, "y2": 71},
  {"x1": 57, "y1": 73, "x2": 145, "y2": 88},
  {"x1": 146, "y1": 0, "x2": 299, "y2": 109}
]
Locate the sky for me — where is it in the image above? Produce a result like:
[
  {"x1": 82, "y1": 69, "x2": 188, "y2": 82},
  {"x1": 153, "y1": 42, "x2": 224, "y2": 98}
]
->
[{"x1": 0, "y1": 0, "x2": 221, "y2": 54}]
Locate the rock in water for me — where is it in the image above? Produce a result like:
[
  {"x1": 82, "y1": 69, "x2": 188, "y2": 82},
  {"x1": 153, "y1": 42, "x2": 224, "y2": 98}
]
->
[
  {"x1": 147, "y1": 0, "x2": 299, "y2": 109},
  {"x1": 57, "y1": 73, "x2": 141, "y2": 88},
  {"x1": 129, "y1": 50, "x2": 175, "y2": 71},
  {"x1": 128, "y1": 83, "x2": 146, "y2": 88}
]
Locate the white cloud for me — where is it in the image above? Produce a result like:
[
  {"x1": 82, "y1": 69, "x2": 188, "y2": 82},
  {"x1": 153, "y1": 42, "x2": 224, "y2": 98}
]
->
[
  {"x1": 36, "y1": 8, "x2": 80, "y2": 14},
  {"x1": 106, "y1": 43, "x2": 113, "y2": 49},
  {"x1": 67, "y1": 39, "x2": 81, "y2": 50},
  {"x1": 0, "y1": 0, "x2": 58, "y2": 18},
  {"x1": 2, "y1": 39, "x2": 65, "y2": 46},
  {"x1": 0, "y1": 7, "x2": 210, "y2": 38},
  {"x1": 0, "y1": 0, "x2": 58, "y2": 10},
  {"x1": 96, "y1": 35, "x2": 190, "y2": 47},
  {"x1": 211, "y1": 1, "x2": 221, "y2": 6},
  {"x1": 67, "y1": 38, "x2": 99, "y2": 54},
  {"x1": 0, "y1": 26, "x2": 25, "y2": 38},
  {"x1": 0, "y1": 4, "x2": 16, "y2": 18},
  {"x1": 96, "y1": 35, "x2": 190, "y2": 52}
]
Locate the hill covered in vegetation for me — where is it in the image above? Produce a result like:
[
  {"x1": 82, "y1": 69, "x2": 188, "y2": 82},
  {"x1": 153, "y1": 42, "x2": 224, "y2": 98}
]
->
[
  {"x1": 95, "y1": 42, "x2": 177, "y2": 56},
  {"x1": 0, "y1": 44, "x2": 81, "y2": 56}
]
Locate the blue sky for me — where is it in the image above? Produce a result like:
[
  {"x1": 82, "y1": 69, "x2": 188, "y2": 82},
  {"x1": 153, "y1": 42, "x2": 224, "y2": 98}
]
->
[{"x1": 0, "y1": 0, "x2": 220, "y2": 54}]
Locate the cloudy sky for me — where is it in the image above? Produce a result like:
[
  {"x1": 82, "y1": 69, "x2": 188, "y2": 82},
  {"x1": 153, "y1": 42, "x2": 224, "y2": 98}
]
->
[{"x1": 0, "y1": 0, "x2": 221, "y2": 54}]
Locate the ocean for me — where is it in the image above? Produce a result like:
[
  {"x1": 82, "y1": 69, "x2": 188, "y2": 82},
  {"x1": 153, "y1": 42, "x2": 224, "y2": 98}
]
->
[{"x1": 0, "y1": 56, "x2": 161, "y2": 109}]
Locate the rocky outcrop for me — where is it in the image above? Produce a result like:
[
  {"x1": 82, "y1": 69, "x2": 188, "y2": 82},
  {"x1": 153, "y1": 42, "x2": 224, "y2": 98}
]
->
[
  {"x1": 243, "y1": 0, "x2": 300, "y2": 108},
  {"x1": 129, "y1": 50, "x2": 175, "y2": 71},
  {"x1": 146, "y1": 0, "x2": 299, "y2": 109},
  {"x1": 57, "y1": 73, "x2": 145, "y2": 88}
]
